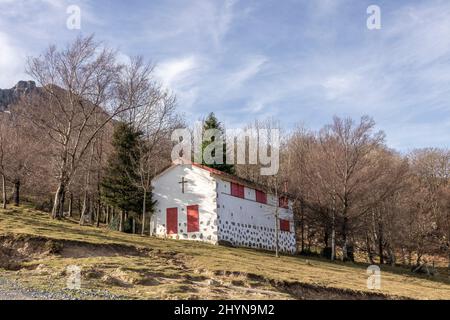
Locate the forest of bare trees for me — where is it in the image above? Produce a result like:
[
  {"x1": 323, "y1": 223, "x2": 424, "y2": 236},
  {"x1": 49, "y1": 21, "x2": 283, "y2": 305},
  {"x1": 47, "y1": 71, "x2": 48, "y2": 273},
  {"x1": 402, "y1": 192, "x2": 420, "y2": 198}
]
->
[
  {"x1": 281, "y1": 118, "x2": 449, "y2": 271},
  {"x1": 233, "y1": 118, "x2": 449, "y2": 271},
  {"x1": 0, "y1": 35, "x2": 448, "y2": 272}
]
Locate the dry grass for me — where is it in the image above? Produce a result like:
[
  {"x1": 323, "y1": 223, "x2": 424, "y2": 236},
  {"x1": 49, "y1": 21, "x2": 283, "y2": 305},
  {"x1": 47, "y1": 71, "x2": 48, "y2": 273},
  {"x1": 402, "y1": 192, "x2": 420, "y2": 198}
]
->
[{"x1": 0, "y1": 206, "x2": 449, "y2": 300}]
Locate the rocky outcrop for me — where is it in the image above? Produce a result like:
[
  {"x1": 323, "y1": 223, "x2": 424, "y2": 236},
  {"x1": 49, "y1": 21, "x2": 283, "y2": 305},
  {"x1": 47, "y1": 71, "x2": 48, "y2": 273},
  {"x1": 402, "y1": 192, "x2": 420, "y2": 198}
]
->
[{"x1": 0, "y1": 81, "x2": 37, "y2": 111}]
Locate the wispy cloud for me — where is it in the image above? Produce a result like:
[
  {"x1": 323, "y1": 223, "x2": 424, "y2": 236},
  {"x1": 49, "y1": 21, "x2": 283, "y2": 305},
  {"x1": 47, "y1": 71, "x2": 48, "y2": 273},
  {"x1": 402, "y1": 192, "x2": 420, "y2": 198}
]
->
[
  {"x1": 0, "y1": 0, "x2": 448, "y2": 150},
  {"x1": 225, "y1": 55, "x2": 267, "y2": 90},
  {"x1": 156, "y1": 56, "x2": 199, "y2": 88}
]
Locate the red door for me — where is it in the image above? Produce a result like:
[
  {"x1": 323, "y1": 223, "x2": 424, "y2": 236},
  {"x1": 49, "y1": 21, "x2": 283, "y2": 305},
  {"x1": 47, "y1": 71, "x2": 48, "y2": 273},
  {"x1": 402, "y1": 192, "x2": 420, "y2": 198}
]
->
[
  {"x1": 166, "y1": 208, "x2": 178, "y2": 235},
  {"x1": 187, "y1": 205, "x2": 199, "y2": 232}
]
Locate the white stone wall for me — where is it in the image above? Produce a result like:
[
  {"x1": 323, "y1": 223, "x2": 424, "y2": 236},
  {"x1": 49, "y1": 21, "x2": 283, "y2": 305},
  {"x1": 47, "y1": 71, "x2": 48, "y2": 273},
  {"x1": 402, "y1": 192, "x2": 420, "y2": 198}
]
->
[
  {"x1": 216, "y1": 178, "x2": 296, "y2": 254},
  {"x1": 151, "y1": 164, "x2": 297, "y2": 254},
  {"x1": 151, "y1": 165, "x2": 219, "y2": 244}
]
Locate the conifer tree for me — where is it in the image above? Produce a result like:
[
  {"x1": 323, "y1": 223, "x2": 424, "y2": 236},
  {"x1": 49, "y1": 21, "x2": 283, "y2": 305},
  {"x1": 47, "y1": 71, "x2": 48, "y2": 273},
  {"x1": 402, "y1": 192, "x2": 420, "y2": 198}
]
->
[
  {"x1": 101, "y1": 122, "x2": 153, "y2": 232},
  {"x1": 201, "y1": 113, "x2": 234, "y2": 174}
]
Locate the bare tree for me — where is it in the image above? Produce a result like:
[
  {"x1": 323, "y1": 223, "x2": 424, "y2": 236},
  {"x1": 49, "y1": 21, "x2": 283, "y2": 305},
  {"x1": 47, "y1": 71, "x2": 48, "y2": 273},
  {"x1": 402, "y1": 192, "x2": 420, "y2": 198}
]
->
[
  {"x1": 0, "y1": 109, "x2": 47, "y2": 207},
  {"x1": 407, "y1": 149, "x2": 450, "y2": 269},
  {"x1": 283, "y1": 116, "x2": 410, "y2": 262},
  {"x1": 22, "y1": 35, "x2": 146, "y2": 219},
  {"x1": 0, "y1": 117, "x2": 8, "y2": 209},
  {"x1": 118, "y1": 56, "x2": 180, "y2": 235}
]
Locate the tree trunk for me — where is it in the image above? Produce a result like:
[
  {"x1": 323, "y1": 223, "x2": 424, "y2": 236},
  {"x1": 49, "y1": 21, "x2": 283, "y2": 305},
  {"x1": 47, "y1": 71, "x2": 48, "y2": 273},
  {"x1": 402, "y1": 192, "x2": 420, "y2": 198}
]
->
[
  {"x1": 59, "y1": 189, "x2": 66, "y2": 217},
  {"x1": 306, "y1": 224, "x2": 311, "y2": 251},
  {"x1": 96, "y1": 169, "x2": 101, "y2": 228},
  {"x1": 300, "y1": 201, "x2": 305, "y2": 253},
  {"x1": 79, "y1": 194, "x2": 89, "y2": 225},
  {"x1": 80, "y1": 143, "x2": 94, "y2": 225},
  {"x1": 366, "y1": 235, "x2": 374, "y2": 264},
  {"x1": 2, "y1": 174, "x2": 6, "y2": 209},
  {"x1": 342, "y1": 215, "x2": 349, "y2": 261},
  {"x1": 112, "y1": 207, "x2": 116, "y2": 225},
  {"x1": 331, "y1": 212, "x2": 336, "y2": 261},
  {"x1": 51, "y1": 182, "x2": 65, "y2": 219},
  {"x1": 331, "y1": 193, "x2": 336, "y2": 261},
  {"x1": 323, "y1": 229, "x2": 329, "y2": 247},
  {"x1": 96, "y1": 203, "x2": 101, "y2": 228},
  {"x1": 119, "y1": 210, "x2": 125, "y2": 232},
  {"x1": 105, "y1": 206, "x2": 110, "y2": 225},
  {"x1": 77, "y1": 197, "x2": 81, "y2": 217},
  {"x1": 68, "y1": 193, "x2": 73, "y2": 217},
  {"x1": 13, "y1": 180, "x2": 20, "y2": 207},
  {"x1": 80, "y1": 190, "x2": 89, "y2": 225},
  {"x1": 387, "y1": 246, "x2": 396, "y2": 266},
  {"x1": 275, "y1": 209, "x2": 280, "y2": 258},
  {"x1": 378, "y1": 226, "x2": 384, "y2": 265},
  {"x1": 141, "y1": 190, "x2": 147, "y2": 236},
  {"x1": 89, "y1": 197, "x2": 94, "y2": 224}
]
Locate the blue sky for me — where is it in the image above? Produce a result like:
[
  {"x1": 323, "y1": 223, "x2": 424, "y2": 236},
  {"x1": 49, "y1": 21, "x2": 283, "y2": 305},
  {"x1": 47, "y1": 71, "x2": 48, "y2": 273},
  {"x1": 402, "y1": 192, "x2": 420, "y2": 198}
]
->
[{"x1": 0, "y1": 0, "x2": 449, "y2": 151}]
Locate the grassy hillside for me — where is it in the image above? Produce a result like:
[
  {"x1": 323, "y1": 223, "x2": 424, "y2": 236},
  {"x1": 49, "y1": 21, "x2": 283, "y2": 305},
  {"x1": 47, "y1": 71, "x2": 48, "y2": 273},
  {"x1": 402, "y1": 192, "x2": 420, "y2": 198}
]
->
[{"x1": 0, "y1": 207, "x2": 449, "y2": 300}]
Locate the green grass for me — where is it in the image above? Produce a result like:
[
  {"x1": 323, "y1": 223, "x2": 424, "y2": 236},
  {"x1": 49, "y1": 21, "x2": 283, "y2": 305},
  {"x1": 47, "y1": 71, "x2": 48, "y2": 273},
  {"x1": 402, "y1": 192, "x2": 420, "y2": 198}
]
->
[{"x1": 0, "y1": 207, "x2": 449, "y2": 300}]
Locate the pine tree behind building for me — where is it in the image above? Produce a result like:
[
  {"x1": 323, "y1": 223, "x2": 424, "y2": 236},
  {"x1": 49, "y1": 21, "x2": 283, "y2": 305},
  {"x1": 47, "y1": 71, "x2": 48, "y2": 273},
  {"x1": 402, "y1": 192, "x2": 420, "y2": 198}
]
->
[
  {"x1": 201, "y1": 113, "x2": 235, "y2": 174},
  {"x1": 101, "y1": 122, "x2": 154, "y2": 232}
]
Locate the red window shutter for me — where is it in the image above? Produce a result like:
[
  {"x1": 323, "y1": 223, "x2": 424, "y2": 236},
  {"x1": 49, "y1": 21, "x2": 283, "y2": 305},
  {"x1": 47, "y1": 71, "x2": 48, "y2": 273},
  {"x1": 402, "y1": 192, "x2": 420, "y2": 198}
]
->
[
  {"x1": 187, "y1": 205, "x2": 199, "y2": 233},
  {"x1": 279, "y1": 196, "x2": 289, "y2": 209},
  {"x1": 166, "y1": 208, "x2": 178, "y2": 235},
  {"x1": 280, "y1": 219, "x2": 290, "y2": 232},
  {"x1": 231, "y1": 183, "x2": 239, "y2": 197},
  {"x1": 256, "y1": 190, "x2": 267, "y2": 204},
  {"x1": 239, "y1": 185, "x2": 245, "y2": 198},
  {"x1": 231, "y1": 183, "x2": 245, "y2": 198}
]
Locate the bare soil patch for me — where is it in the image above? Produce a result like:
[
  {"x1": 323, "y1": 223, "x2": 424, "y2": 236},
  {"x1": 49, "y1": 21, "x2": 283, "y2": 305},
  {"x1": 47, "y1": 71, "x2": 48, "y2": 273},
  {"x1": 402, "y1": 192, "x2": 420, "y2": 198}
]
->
[
  {"x1": 201, "y1": 270, "x2": 397, "y2": 300},
  {"x1": 0, "y1": 234, "x2": 149, "y2": 270}
]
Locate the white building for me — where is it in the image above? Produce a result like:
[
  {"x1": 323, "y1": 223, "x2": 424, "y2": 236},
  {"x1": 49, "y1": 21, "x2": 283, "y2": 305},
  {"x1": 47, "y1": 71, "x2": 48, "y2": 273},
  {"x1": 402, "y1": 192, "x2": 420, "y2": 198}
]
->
[{"x1": 150, "y1": 162, "x2": 296, "y2": 254}]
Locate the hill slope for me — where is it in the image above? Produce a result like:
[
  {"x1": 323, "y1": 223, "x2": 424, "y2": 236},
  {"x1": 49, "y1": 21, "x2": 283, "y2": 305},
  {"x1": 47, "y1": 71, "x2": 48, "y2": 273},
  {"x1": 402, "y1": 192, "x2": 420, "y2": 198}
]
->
[{"x1": 0, "y1": 207, "x2": 449, "y2": 300}]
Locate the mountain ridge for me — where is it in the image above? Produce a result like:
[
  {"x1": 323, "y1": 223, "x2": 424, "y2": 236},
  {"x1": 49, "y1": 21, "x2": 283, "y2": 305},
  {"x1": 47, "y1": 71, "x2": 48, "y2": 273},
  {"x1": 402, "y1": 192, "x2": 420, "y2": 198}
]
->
[{"x1": 0, "y1": 80, "x2": 37, "y2": 111}]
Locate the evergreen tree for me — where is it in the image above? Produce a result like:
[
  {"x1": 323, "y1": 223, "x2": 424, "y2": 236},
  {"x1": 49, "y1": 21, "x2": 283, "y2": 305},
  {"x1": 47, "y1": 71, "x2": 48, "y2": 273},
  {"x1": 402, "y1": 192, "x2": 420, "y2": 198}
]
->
[
  {"x1": 201, "y1": 113, "x2": 234, "y2": 174},
  {"x1": 101, "y1": 122, "x2": 153, "y2": 232}
]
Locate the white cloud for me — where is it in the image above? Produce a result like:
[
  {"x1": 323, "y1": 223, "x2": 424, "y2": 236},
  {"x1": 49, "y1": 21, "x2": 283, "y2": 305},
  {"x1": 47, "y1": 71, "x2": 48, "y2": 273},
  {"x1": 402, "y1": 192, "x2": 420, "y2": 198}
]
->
[
  {"x1": 0, "y1": 32, "x2": 26, "y2": 88},
  {"x1": 155, "y1": 56, "x2": 198, "y2": 88},
  {"x1": 154, "y1": 56, "x2": 205, "y2": 110}
]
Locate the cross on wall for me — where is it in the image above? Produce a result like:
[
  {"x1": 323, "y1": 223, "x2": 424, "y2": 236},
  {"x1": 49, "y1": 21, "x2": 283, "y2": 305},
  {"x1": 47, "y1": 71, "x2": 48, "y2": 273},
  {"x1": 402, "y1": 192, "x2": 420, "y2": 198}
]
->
[{"x1": 179, "y1": 177, "x2": 189, "y2": 193}]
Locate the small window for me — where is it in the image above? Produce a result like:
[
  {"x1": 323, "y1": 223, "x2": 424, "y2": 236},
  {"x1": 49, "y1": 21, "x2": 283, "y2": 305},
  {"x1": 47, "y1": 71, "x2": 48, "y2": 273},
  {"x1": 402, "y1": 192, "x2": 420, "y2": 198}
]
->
[
  {"x1": 231, "y1": 182, "x2": 245, "y2": 198},
  {"x1": 256, "y1": 190, "x2": 267, "y2": 204},
  {"x1": 280, "y1": 219, "x2": 290, "y2": 232}
]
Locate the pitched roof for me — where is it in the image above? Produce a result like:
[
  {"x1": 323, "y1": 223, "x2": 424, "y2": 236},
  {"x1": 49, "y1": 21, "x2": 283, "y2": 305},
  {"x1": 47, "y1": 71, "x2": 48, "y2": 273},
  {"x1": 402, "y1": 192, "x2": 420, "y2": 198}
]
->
[
  {"x1": 174, "y1": 162, "x2": 293, "y2": 199},
  {"x1": 152, "y1": 161, "x2": 294, "y2": 200}
]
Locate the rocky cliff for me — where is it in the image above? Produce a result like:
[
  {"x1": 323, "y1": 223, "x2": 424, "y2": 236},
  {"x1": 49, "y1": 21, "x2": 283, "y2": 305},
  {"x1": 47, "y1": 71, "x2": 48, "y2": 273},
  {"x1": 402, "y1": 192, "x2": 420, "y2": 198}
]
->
[{"x1": 0, "y1": 81, "x2": 37, "y2": 111}]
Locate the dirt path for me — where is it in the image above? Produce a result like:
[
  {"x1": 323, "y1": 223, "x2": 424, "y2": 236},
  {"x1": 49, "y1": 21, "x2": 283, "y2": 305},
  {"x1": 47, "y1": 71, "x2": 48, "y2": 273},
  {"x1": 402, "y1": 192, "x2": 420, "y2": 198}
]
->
[
  {"x1": 0, "y1": 277, "x2": 50, "y2": 300},
  {"x1": 0, "y1": 277, "x2": 122, "y2": 300},
  {"x1": 0, "y1": 289, "x2": 37, "y2": 300}
]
